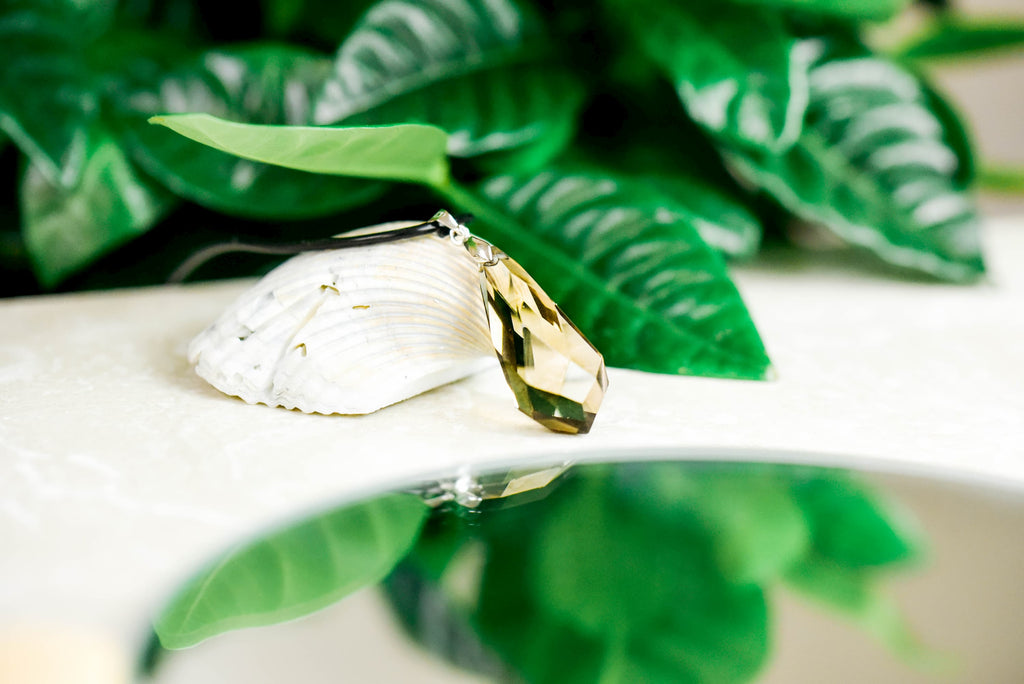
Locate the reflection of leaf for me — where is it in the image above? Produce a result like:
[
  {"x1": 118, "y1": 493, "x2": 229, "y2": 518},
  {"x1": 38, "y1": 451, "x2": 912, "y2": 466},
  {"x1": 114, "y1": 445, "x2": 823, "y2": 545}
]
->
[
  {"x1": 20, "y1": 133, "x2": 174, "y2": 287},
  {"x1": 726, "y1": 53, "x2": 985, "y2": 281},
  {"x1": 314, "y1": 0, "x2": 583, "y2": 166},
  {"x1": 615, "y1": 464, "x2": 809, "y2": 585},
  {"x1": 786, "y1": 470, "x2": 934, "y2": 666},
  {"x1": 155, "y1": 493, "x2": 428, "y2": 649},
  {"x1": 149, "y1": 114, "x2": 450, "y2": 186},
  {"x1": 475, "y1": 519, "x2": 608, "y2": 684},
  {"x1": 527, "y1": 476, "x2": 770, "y2": 683},
  {"x1": 611, "y1": 583, "x2": 767, "y2": 684},
  {"x1": 383, "y1": 462, "x2": 928, "y2": 684},
  {"x1": 792, "y1": 472, "x2": 921, "y2": 568},
  {"x1": 785, "y1": 554, "x2": 937, "y2": 666},
  {"x1": 384, "y1": 562, "x2": 510, "y2": 680},
  {"x1": 614, "y1": 0, "x2": 814, "y2": 151},
  {"x1": 446, "y1": 168, "x2": 771, "y2": 379},
  {"x1": 117, "y1": 46, "x2": 387, "y2": 218}
]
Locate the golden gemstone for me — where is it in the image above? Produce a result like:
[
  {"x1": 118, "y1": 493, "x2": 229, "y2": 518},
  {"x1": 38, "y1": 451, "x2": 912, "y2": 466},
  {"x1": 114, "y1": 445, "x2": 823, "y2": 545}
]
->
[{"x1": 479, "y1": 255, "x2": 608, "y2": 434}]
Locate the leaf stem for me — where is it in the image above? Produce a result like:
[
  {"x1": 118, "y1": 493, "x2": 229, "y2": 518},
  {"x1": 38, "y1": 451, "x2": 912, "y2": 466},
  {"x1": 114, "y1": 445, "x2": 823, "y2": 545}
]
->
[{"x1": 978, "y1": 163, "x2": 1024, "y2": 195}]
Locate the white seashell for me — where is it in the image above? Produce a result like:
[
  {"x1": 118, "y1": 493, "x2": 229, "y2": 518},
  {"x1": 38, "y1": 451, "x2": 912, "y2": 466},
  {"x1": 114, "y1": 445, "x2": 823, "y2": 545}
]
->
[{"x1": 188, "y1": 222, "x2": 494, "y2": 414}]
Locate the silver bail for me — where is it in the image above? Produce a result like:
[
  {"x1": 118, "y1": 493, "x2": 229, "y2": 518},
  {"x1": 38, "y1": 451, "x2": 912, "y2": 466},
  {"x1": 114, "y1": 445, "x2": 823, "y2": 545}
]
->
[{"x1": 431, "y1": 209, "x2": 501, "y2": 266}]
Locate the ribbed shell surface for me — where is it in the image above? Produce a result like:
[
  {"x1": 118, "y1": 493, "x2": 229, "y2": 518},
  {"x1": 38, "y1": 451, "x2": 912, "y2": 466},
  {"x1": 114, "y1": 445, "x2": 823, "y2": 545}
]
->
[{"x1": 188, "y1": 231, "x2": 493, "y2": 414}]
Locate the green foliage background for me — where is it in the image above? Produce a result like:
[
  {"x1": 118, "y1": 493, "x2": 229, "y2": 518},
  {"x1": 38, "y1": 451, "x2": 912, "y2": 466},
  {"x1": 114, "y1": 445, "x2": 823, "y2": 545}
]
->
[
  {"x1": 3, "y1": 3, "x2": 1014, "y2": 680},
  {"x1": 2, "y1": 0, "x2": 1021, "y2": 381}
]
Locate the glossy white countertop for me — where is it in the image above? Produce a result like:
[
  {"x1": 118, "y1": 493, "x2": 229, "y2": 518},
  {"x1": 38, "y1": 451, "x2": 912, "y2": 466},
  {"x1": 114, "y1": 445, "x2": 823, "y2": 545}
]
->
[{"x1": 1, "y1": 219, "x2": 1022, "y2": 677}]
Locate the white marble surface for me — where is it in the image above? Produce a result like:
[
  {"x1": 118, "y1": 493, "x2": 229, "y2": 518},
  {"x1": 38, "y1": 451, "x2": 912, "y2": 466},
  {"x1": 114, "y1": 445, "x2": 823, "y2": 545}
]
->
[{"x1": 1, "y1": 219, "x2": 1022, "y2": 671}]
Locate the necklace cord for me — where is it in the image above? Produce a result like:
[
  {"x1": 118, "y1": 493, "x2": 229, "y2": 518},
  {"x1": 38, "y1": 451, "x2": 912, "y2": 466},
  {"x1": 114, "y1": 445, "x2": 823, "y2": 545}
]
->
[{"x1": 167, "y1": 213, "x2": 474, "y2": 284}]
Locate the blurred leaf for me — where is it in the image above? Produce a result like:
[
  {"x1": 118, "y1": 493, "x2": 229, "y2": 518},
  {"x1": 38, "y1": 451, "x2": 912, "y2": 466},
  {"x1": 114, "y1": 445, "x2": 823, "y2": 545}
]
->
[
  {"x1": 613, "y1": 0, "x2": 815, "y2": 151},
  {"x1": 615, "y1": 464, "x2": 809, "y2": 585},
  {"x1": 653, "y1": 173, "x2": 763, "y2": 259},
  {"x1": 384, "y1": 560, "x2": 510, "y2": 679},
  {"x1": 445, "y1": 168, "x2": 771, "y2": 379},
  {"x1": 614, "y1": 147, "x2": 764, "y2": 259},
  {"x1": 260, "y1": 0, "x2": 372, "y2": 45},
  {"x1": 149, "y1": 114, "x2": 450, "y2": 186},
  {"x1": 528, "y1": 477, "x2": 770, "y2": 683},
  {"x1": 381, "y1": 463, "x2": 924, "y2": 684},
  {"x1": 978, "y1": 163, "x2": 1024, "y2": 193},
  {"x1": 112, "y1": 0, "x2": 199, "y2": 36},
  {"x1": 786, "y1": 555, "x2": 937, "y2": 665},
  {"x1": 21, "y1": 133, "x2": 173, "y2": 287},
  {"x1": 313, "y1": 0, "x2": 581, "y2": 166},
  {"x1": 3, "y1": 0, "x2": 116, "y2": 30},
  {"x1": 791, "y1": 472, "x2": 921, "y2": 568},
  {"x1": 732, "y1": 0, "x2": 912, "y2": 22},
  {"x1": 155, "y1": 493, "x2": 428, "y2": 649},
  {"x1": 577, "y1": 99, "x2": 765, "y2": 259},
  {"x1": 116, "y1": 45, "x2": 387, "y2": 218},
  {"x1": 606, "y1": 584, "x2": 768, "y2": 684},
  {"x1": 339, "y1": 65, "x2": 585, "y2": 161},
  {"x1": 921, "y1": 79, "x2": 974, "y2": 187},
  {"x1": 476, "y1": 527, "x2": 606, "y2": 684},
  {"x1": 725, "y1": 54, "x2": 985, "y2": 281},
  {"x1": 899, "y1": 18, "x2": 1024, "y2": 60},
  {"x1": 314, "y1": 0, "x2": 538, "y2": 123},
  {"x1": 0, "y1": 9, "x2": 98, "y2": 187}
]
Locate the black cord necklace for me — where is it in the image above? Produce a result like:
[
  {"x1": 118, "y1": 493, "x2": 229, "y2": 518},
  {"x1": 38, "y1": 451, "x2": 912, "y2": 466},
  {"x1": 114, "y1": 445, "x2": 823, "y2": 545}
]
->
[{"x1": 167, "y1": 214, "x2": 471, "y2": 284}]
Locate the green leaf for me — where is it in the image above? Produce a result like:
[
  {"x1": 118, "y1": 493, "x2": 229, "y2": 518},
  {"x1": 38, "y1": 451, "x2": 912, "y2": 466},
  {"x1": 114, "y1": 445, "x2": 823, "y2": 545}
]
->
[
  {"x1": 791, "y1": 472, "x2": 922, "y2": 568},
  {"x1": 443, "y1": 168, "x2": 771, "y2": 379},
  {"x1": 609, "y1": 145, "x2": 764, "y2": 259},
  {"x1": 528, "y1": 477, "x2": 770, "y2": 683},
  {"x1": 4, "y1": 0, "x2": 117, "y2": 34},
  {"x1": 384, "y1": 560, "x2": 510, "y2": 679},
  {"x1": 382, "y1": 463, "x2": 920, "y2": 684},
  {"x1": 114, "y1": 45, "x2": 388, "y2": 219},
  {"x1": 580, "y1": 110, "x2": 765, "y2": 259},
  {"x1": 475, "y1": 528, "x2": 606, "y2": 684},
  {"x1": 899, "y1": 17, "x2": 1024, "y2": 60},
  {"x1": 605, "y1": 585, "x2": 768, "y2": 684},
  {"x1": 725, "y1": 53, "x2": 986, "y2": 281},
  {"x1": 149, "y1": 114, "x2": 450, "y2": 187},
  {"x1": 20, "y1": 134, "x2": 173, "y2": 287},
  {"x1": 612, "y1": 0, "x2": 815, "y2": 151},
  {"x1": 530, "y1": 479, "x2": 697, "y2": 632},
  {"x1": 313, "y1": 0, "x2": 582, "y2": 166},
  {"x1": 260, "y1": 0, "x2": 372, "y2": 44},
  {"x1": 922, "y1": 79, "x2": 975, "y2": 188},
  {"x1": 731, "y1": 0, "x2": 912, "y2": 22},
  {"x1": 614, "y1": 464, "x2": 809, "y2": 585},
  {"x1": 155, "y1": 493, "x2": 428, "y2": 649},
  {"x1": 785, "y1": 555, "x2": 938, "y2": 665},
  {"x1": 0, "y1": 9, "x2": 97, "y2": 187},
  {"x1": 978, "y1": 163, "x2": 1024, "y2": 193},
  {"x1": 338, "y1": 64, "x2": 585, "y2": 161}
]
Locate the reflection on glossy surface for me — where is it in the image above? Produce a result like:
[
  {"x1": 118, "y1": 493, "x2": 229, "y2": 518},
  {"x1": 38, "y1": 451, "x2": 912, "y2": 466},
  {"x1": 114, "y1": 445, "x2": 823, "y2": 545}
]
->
[{"x1": 146, "y1": 461, "x2": 1024, "y2": 683}]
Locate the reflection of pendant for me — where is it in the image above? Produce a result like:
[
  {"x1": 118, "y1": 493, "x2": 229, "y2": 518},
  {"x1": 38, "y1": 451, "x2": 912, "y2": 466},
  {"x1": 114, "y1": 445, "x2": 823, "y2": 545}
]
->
[
  {"x1": 186, "y1": 211, "x2": 607, "y2": 434},
  {"x1": 433, "y1": 212, "x2": 608, "y2": 434}
]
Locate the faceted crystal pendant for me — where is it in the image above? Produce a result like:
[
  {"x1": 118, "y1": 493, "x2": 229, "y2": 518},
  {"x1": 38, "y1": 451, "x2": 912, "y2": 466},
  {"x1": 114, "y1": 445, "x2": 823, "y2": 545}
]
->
[{"x1": 478, "y1": 253, "x2": 608, "y2": 434}]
